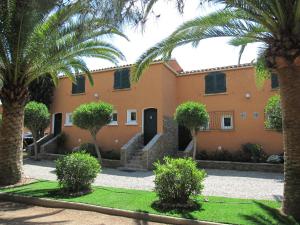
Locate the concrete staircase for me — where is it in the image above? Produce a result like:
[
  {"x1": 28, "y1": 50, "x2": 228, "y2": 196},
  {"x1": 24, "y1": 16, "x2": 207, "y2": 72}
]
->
[
  {"x1": 120, "y1": 133, "x2": 167, "y2": 171},
  {"x1": 123, "y1": 148, "x2": 147, "y2": 171}
]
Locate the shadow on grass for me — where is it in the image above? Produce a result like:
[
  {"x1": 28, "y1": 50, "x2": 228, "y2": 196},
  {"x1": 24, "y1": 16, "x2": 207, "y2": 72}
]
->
[
  {"x1": 0, "y1": 180, "x2": 41, "y2": 190},
  {"x1": 150, "y1": 200, "x2": 202, "y2": 220},
  {"x1": 242, "y1": 201, "x2": 299, "y2": 225}
]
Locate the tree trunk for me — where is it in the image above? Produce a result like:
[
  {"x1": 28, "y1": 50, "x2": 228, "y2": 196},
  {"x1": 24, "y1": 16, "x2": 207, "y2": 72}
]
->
[
  {"x1": 0, "y1": 104, "x2": 25, "y2": 185},
  {"x1": 191, "y1": 130, "x2": 197, "y2": 160},
  {"x1": 92, "y1": 133, "x2": 102, "y2": 163},
  {"x1": 33, "y1": 134, "x2": 38, "y2": 161},
  {"x1": 277, "y1": 66, "x2": 300, "y2": 221}
]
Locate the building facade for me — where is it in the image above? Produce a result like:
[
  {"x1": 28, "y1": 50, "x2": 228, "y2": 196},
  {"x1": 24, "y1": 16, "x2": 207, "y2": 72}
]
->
[{"x1": 49, "y1": 60, "x2": 282, "y2": 159}]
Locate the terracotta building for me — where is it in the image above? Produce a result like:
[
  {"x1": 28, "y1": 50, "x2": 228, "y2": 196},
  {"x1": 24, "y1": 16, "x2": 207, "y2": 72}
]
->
[{"x1": 47, "y1": 60, "x2": 282, "y2": 168}]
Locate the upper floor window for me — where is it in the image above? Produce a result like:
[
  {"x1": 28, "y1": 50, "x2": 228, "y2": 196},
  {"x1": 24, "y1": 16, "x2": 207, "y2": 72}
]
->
[
  {"x1": 271, "y1": 73, "x2": 279, "y2": 89},
  {"x1": 72, "y1": 76, "x2": 85, "y2": 94},
  {"x1": 114, "y1": 68, "x2": 130, "y2": 89},
  {"x1": 205, "y1": 72, "x2": 226, "y2": 94}
]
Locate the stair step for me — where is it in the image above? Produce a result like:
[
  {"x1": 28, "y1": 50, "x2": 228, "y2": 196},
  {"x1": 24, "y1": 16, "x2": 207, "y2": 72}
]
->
[
  {"x1": 118, "y1": 167, "x2": 147, "y2": 172},
  {"x1": 131, "y1": 155, "x2": 144, "y2": 160},
  {"x1": 132, "y1": 151, "x2": 144, "y2": 156},
  {"x1": 125, "y1": 163, "x2": 143, "y2": 168}
]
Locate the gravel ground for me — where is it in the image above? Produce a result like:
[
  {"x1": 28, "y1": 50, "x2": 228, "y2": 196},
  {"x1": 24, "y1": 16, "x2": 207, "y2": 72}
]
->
[
  {"x1": 23, "y1": 159, "x2": 283, "y2": 200},
  {"x1": 0, "y1": 201, "x2": 165, "y2": 225}
]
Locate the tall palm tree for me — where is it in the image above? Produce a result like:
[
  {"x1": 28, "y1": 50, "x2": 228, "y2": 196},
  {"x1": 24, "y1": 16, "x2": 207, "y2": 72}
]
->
[
  {"x1": 132, "y1": 0, "x2": 300, "y2": 220},
  {"x1": 0, "y1": 0, "x2": 126, "y2": 185}
]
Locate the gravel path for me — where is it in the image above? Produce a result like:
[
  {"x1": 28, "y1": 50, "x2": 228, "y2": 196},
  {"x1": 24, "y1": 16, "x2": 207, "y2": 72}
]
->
[
  {"x1": 23, "y1": 159, "x2": 283, "y2": 200},
  {"x1": 0, "y1": 201, "x2": 164, "y2": 225}
]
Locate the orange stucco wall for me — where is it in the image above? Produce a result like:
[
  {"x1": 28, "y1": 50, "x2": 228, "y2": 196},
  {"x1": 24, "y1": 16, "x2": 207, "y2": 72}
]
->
[
  {"x1": 51, "y1": 63, "x2": 166, "y2": 152},
  {"x1": 176, "y1": 67, "x2": 282, "y2": 154},
  {"x1": 50, "y1": 62, "x2": 283, "y2": 154}
]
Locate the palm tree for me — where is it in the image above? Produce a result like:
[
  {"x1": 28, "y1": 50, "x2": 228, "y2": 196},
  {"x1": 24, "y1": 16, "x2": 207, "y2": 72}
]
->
[
  {"x1": 0, "y1": 0, "x2": 126, "y2": 185},
  {"x1": 132, "y1": 0, "x2": 300, "y2": 220}
]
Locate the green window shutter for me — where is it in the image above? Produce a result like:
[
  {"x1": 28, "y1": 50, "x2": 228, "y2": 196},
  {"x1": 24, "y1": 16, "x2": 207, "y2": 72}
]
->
[
  {"x1": 216, "y1": 73, "x2": 226, "y2": 93},
  {"x1": 205, "y1": 72, "x2": 226, "y2": 94},
  {"x1": 205, "y1": 74, "x2": 215, "y2": 94},
  {"x1": 114, "y1": 68, "x2": 130, "y2": 89},
  {"x1": 114, "y1": 71, "x2": 121, "y2": 89},
  {"x1": 72, "y1": 76, "x2": 85, "y2": 94},
  {"x1": 271, "y1": 73, "x2": 279, "y2": 89},
  {"x1": 121, "y1": 68, "x2": 130, "y2": 89}
]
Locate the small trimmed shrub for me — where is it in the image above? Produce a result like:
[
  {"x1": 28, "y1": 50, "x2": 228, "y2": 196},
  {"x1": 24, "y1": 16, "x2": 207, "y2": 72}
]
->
[
  {"x1": 197, "y1": 150, "x2": 209, "y2": 160},
  {"x1": 154, "y1": 157, "x2": 206, "y2": 206},
  {"x1": 242, "y1": 143, "x2": 267, "y2": 163},
  {"x1": 55, "y1": 151, "x2": 100, "y2": 194},
  {"x1": 211, "y1": 149, "x2": 233, "y2": 161}
]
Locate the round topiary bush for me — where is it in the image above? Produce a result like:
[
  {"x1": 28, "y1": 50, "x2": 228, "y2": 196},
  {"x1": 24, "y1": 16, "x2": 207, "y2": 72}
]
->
[
  {"x1": 154, "y1": 157, "x2": 206, "y2": 209},
  {"x1": 175, "y1": 102, "x2": 209, "y2": 159},
  {"x1": 72, "y1": 101, "x2": 113, "y2": 161},
  {"x1": 55, "y1": 151, "x2": 100, "y2": 195}
]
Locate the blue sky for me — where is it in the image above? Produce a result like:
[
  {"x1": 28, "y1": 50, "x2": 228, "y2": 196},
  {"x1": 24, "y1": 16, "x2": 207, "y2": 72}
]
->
[{"x1": 86, "y1": 1, "x2": 261, "y2": 71}]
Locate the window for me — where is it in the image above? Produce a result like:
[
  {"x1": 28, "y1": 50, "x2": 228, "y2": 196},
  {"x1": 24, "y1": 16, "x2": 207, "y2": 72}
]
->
[
  {"x1": 109, "y1": 111, "x2": 118, "y2": 125},
  {"x1": 72, "y1": 76, "x2": 85, "y2": 94},
  {"x1": 205, "y1": 72, "x2": 226, "y2": 94},
  {"x1": 271, "y1": 73, "x2": 279, "y2": 89},
  {"x1": 65, "y1": 113, "x2": 73, "y2": 126},
  {"x1": 221, "y1": 114, "x2": 233, "y2": 130},
  {"x1": 126, "y1": 109, "x2": 137, "y2": 125},
  {"x1": 114, "y1": 68, "x2": 130, "y2": 89}
]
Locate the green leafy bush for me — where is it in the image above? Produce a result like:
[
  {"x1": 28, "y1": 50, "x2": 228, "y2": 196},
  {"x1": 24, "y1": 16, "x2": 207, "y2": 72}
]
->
[
  {"x1": 175, "y1": 101, "x2": 209, "y2": 159},
  {"x1": 242, "y1": 143, "x2": 267, "y2": 163},
  {"x1": 265, "y1": 95, "x2": 282, "y2": 132},
  {"x1": 211, "y1": 149, "x2": 233, "y2": 161},
  {"x1": 73, "y1": 101, "x2": 113, "y2": 161},
  {"x1": 55, "y1": 151, "x2": 100, "y2": 194},
  {"x1": 24, "y1": 101, "x2": 50, "y2": 160},
  {"x1": 154, "y1": 157, "x2": 206, "y2": 205}
]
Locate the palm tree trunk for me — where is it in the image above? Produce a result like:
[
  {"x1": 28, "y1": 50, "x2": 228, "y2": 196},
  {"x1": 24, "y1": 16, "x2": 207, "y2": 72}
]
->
[
  {"x1": 91, "y1": 133, "x2": 102, "y2": 163},
  {"x1": 277, "y1": 66, "x2": 300, "y2": 221},
  {"x1": 0, "y1": 103, "x2": 25, "y2": 185}
]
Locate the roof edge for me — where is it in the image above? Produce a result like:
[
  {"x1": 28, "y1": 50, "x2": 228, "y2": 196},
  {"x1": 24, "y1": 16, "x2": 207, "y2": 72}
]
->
[{"x1": 178, "y1": 63, "x2": 253, "y2": 76}]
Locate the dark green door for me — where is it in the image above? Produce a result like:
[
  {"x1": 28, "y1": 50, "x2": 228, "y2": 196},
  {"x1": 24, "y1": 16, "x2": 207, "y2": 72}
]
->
[
  {"x1": 144, "y1": 108, "x2": 157, "y2": 145},
  {"x1": 53, "y1": 113, "x2": 62, "y2": 136},
  {"x1": 178, "y1": 125, "x2": 192, "y2": 150}
]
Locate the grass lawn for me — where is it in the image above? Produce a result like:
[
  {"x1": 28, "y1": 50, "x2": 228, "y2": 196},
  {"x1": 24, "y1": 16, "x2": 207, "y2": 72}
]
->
[{"x1": 0, "y1": 180, "x2": 297, "y2": 225}]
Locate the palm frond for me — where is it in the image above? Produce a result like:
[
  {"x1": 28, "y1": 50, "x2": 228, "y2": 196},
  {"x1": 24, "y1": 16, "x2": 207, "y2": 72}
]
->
[{"x1": 132, "y1": 8, "x2": 267, "y2": 81}]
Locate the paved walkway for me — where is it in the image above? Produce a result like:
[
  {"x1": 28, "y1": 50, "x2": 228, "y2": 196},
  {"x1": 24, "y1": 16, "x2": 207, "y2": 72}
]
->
[
  {"x1": 23, "y1": 159, "x2": 284, "y2": 200},
  {"x1": 0, "y1": 201, "x2": 164, "y2": 225}
]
